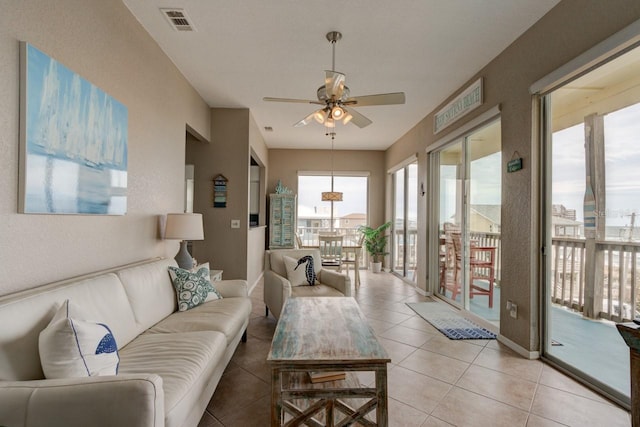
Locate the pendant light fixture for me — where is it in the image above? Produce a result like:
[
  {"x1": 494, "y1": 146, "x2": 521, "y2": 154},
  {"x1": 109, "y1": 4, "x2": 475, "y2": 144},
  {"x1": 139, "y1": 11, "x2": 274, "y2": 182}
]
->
[{"x1": 321, "y1": 130, "x2": 343, "y2": 202}]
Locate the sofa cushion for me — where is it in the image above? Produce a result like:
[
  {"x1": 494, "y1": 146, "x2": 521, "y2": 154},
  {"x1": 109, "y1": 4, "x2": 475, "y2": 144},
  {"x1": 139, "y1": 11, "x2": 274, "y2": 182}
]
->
[
  {"x1": 116, "y1": 258, "x2": 178, "y2": 333},
  {"x1": 168, "y1": 266, "x2": 222, "y2": 312},
  {"x1": 0, "y1": 272, "x2": 138, "y2": 381},
  {"x1": 146, "y1": 298, "x2": 251, "y2": 345},
  {"x1": 291, "y1": 284, "x2": 345, "y2": 298},
  {"x1": 39, "y1": 299, "x2": 120, "y2": 379},
  {"x1": 118, "y1": 331, "x2": 226, "y2": 424}
]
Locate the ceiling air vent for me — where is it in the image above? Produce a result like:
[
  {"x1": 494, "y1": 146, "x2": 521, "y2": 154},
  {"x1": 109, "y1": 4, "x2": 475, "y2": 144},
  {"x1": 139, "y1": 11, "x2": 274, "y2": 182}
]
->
[
  {"x1": 160, "y1": 8, "x2": 195, "y2": 32},
  {"x1": 264, "y1": 126, "x2": 274, "y2": 132}
]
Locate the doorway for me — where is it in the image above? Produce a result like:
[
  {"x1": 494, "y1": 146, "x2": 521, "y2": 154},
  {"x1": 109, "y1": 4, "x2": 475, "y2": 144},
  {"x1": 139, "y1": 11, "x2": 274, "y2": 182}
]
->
[
  {"x1": 431, "y1": 119, "x2": 502, "y2": 325},
  {"x1": 541, "y1": 44, "x2": 640, "y2": 405},
  {"x1": 392, "y1": 162, "x2": 418, "y2": 282}
]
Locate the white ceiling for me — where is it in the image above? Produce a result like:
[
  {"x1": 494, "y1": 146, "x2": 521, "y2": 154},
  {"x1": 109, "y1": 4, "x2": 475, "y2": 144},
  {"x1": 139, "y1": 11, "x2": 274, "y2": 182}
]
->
[{"x1": 123, "y1": 0, "x2": 559, "y2": 150}]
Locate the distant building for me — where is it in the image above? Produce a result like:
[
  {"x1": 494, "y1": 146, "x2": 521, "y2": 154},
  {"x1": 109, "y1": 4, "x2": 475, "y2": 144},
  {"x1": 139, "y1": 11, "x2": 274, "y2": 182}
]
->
[
  {"x1": 470, "y1": 204, "x2": 501, "y2": 234},
  {"x1": 552, "y1": 204, "x2": 582, "y2": 237},
  {"x1": 337, "y1": 213, "x2": 367, "y2": 229}
]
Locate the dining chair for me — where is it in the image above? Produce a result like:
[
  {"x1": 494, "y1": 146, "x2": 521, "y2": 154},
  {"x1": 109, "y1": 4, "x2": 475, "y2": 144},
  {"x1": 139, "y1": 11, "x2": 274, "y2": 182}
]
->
[
  {"x1": 318, "y1": 234, "x2": 344, "y2": 271},
  {"x1": 342, "y1": 234, "x2": 365, "y2": 288}
]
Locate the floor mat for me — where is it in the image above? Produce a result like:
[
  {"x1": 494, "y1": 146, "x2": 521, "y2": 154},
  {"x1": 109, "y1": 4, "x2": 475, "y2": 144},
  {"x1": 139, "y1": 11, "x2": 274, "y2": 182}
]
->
[{"x1": 406, "y1": 302, "x2": 496, "y2": 340}]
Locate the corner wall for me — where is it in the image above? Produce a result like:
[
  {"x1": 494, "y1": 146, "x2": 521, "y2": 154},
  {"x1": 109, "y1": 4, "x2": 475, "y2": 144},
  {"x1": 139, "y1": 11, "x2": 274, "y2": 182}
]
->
[
  {"x1": 385, "y1": 0, "x2": 640, "y2": 352},
  {"x1": 0, "y1": 0, "x2": 211, "y2": 296}
]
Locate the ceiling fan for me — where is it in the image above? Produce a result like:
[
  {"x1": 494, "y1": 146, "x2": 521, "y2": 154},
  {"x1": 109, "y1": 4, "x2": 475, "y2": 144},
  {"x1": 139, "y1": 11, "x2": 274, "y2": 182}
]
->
[{"x1": 263, "y1": 31, "x2": 406, "y2": 129}]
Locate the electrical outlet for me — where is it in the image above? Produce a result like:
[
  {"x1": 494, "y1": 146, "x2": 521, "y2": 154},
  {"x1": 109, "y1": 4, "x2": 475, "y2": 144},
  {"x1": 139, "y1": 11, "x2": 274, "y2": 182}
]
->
[
  {"x1": 231, "y1": 219, "x2": 240, "y2": 229},
  {"x1": 510, "y1": 302, "x2": 518, "y2": 319}
]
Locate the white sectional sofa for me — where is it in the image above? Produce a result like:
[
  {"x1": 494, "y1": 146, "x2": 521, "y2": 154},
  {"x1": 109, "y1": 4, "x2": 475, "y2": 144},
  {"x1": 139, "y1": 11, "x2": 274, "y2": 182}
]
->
[{"x1": 0, "y1": 258, "x2": 252, "y2": 427}]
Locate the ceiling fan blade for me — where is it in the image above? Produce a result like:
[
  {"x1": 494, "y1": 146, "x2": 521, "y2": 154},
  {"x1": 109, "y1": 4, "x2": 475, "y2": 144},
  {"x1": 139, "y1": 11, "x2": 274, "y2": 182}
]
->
[
  {"x1": 263, "y1": 97, "x2": 323, "y2": 105},
  {"x1": 345, "y1": 92, "x2": 405, "y2": 106},
  {"x1": 343, "y1": 106, "x2": 372, "y2": 128},
  {"x1": 325, "y1": 70, "x2": 346, "y2": 99},
  {"x1": 293, "y1": 110, "x2": 322, "y2": 128}
]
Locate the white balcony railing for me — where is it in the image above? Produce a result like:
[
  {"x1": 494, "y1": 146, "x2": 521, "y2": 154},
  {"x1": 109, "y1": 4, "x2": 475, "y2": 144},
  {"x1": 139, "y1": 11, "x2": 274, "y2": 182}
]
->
[{"x1": 551, "y1": 237, "x2": 640, "y2": 321}]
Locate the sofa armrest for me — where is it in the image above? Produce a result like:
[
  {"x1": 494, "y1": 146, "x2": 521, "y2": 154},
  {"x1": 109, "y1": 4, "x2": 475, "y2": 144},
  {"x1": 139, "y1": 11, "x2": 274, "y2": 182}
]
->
[
  {"x1": 317, "y1": 269, "x2": 352, "y2": 297},
  {"x1": 214, "y1": 279, "x2": 249, "y2": 298},
  {"x1": 264, "y1": 270, "x2": 292, "y2": 320},
  {"x1": 0, "y1": 373, "x2": 164, "y2": 427}
]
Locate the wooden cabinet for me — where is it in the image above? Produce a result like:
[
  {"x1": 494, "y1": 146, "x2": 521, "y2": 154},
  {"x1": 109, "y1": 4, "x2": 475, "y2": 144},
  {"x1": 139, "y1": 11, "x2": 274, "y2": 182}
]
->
[{"x1": 269, "y1": 194, "x2": 296, "y2": 249}]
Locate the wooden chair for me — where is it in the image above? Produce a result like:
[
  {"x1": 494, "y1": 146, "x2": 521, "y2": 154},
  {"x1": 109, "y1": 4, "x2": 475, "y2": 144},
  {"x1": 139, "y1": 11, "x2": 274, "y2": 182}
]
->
[
  {"x1": 441, "y1": 231, "x2": 496, "y2": 308},
  {"x1": 318, "y1": 234, "x2": 343, "y2": 271},
  {"x1": 342, "y1": 234, "x2": 365, "y2": 288}
]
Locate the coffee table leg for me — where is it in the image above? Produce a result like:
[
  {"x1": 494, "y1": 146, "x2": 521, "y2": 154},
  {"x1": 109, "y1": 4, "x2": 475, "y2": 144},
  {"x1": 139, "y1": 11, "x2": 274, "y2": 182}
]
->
[
  {"x1": 271, "y1": 367, "x2": 282, "y2": 426},
  {"x1": 375, "y1": 366, "x2": 388, "y2": 427}
]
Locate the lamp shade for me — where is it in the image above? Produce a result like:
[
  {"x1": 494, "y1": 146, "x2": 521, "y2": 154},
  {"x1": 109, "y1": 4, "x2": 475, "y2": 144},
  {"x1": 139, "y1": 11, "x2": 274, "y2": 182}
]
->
[
  {"x1": 321, "y1": 191, "x2": 343, "y2": 201},
  {"x1": 165, "y1": 213, "x2": 204, "y2": 240}
]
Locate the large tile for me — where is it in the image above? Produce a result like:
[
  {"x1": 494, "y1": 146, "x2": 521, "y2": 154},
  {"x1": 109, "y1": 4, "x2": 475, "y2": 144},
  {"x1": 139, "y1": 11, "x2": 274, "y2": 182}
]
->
[
  {"x1": 380, "y1": 324, "x2": 436, "y2": 347},
  {"x1": 526, "y1": 414, "x2": 568, "y2": 427},
  {"x1": 473, "y1": 346, "x2": 543, "y2": 382},
  {"x1": 207, "y1": 366, "x2": 270, "y2": 420},
  {"x1": 538, "y1": 364, "x2": 610, "y2": 404},
  {"x1": 421, "y1": 416, "x2": 455, "y2": 426},
  {"x1": 388, "y1": 366, "x2": 452, "y2": 413},
  {"x1": 218, "y1": 395, "x2": 271, "y2": 427},
  {"x1": 399, "y1": 348, "x2": 470, "y2": 384},
  {"x1": 197, "y1": 410, "x2": 223, "y2": 427},
  {"x1": 377, "y1": 336, "x2": 418, "y2": 365},
  {"x1": 456, "y1": 365, "x2": 537, "y2": 410},
  {"x1": 530, "y1": 384, "x2": 631, "y2": 427},
  {"x1": 388, "y1": 397, "x2": 429, "y2": 427},
  {"x1": 420, "y1": 335, "x2": 483, "y2": 363},
  {"x1": 360, "y1": 306, "x2": 413, "y2": 324},
  {"x1": 431, "y1": 387, "x2": 529, "y2": 427}
]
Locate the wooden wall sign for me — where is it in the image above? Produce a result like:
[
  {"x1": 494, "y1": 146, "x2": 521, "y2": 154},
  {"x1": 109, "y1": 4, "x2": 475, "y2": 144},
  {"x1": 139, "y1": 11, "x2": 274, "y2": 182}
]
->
[{"x1": 213, "y1": 174, "x2": 228, "y2": 208}]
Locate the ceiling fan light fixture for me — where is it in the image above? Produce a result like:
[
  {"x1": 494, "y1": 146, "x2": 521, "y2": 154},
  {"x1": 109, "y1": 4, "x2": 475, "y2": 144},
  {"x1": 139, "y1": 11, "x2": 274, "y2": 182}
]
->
[
  {"x1": 342, "y1": 113, "x2": 353, "y2": 125},
  {"x1": 325, "y1": 118, "x2": 335, "y2": 128},
  {"x1": 331, "y1": 105, "x2": 344, "y2": 119},
  {"x1": 313, "y1": 111, "x2": 325, "y2": 124}
]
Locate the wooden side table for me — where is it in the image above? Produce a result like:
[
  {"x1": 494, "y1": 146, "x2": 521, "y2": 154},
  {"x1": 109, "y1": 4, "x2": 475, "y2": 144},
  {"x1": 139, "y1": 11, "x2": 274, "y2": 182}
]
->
[
  {"x1": 616, "y1": 322, "x2": 640, "y2": 426},
  {"x1": 210, "y1": 270, "x2": 223, "y2": 281}
]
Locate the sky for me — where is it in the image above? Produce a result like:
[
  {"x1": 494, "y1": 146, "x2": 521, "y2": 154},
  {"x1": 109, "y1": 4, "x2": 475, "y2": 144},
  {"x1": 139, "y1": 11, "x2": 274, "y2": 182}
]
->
[{"x1": 552, "y1": 102, "x2": 640, "y2": 227}]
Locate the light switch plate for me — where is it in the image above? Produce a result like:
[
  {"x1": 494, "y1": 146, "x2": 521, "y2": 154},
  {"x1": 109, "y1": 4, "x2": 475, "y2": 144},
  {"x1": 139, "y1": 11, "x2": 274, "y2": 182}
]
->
[{"x1": 231, "y1": 219, "x2": 240, "y2": 228}]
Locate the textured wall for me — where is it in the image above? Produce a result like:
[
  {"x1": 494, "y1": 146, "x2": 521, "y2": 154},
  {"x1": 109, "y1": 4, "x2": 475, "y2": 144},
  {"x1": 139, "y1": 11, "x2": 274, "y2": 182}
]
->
[
  {"x1": 384, "y1": 0, "x2": 640, "y2": 351},
  {"x1": 0, "y1": 0, "x2": 210, "y2": 295}
]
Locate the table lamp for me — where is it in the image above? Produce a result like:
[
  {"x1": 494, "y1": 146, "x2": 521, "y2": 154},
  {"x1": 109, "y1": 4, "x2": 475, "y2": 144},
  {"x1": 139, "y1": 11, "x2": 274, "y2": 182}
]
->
[{"x1": 164, "y1": 213, "x2": 204, "y2": 269}]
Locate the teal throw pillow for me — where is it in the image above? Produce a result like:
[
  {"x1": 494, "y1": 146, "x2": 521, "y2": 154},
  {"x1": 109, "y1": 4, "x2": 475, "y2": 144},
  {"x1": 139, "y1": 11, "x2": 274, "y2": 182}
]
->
[{"x1": 168, "y1": 266, "x2": 222, "y2": 311}]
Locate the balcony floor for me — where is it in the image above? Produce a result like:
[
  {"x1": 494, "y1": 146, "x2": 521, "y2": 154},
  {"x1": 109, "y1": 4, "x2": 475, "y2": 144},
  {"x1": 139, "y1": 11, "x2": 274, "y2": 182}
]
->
[{"x1": 441, "y1": 285, "x2": 630, "y2": 399}]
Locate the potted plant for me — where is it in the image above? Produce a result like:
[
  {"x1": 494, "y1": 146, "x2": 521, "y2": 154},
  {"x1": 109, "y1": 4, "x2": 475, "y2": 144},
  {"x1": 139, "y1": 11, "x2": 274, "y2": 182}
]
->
[{"x1": 358, "y1": 222, "x2": 392, "y2": 273}]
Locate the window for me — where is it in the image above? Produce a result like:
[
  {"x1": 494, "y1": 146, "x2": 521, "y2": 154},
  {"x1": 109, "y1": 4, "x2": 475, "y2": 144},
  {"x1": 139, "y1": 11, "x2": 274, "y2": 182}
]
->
[{"x1": 297, "y1": 174, "x2": 368, "y2": 246}]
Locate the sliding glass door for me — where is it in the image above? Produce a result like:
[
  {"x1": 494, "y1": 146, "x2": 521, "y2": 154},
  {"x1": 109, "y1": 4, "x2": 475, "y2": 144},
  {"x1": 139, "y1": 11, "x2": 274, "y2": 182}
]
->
[
  {"x1": 431, "y1": 119, "x2": 501, "y2": 325},
  {"x1": 542, "y1": 45, "x2": 640, "y2": 404},
  {"x1": 392, "y1": 162, "x2": 418, "y2": 282}
]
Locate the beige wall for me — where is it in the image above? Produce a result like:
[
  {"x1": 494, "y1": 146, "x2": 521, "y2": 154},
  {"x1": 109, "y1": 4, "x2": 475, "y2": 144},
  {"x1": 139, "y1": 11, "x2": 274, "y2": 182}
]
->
[
  {"x1": 188, "y1": 108, "x2": 269, "y2": 285},
  {"x1": 385, "y1": 0, "x2": 640, "y2": 352},
  {"x1": 268, "y1": 149, "x2": 386, "y2": 232},
  {"x1": 0, "y1": 0, "x2": 210, "y2": 296}
]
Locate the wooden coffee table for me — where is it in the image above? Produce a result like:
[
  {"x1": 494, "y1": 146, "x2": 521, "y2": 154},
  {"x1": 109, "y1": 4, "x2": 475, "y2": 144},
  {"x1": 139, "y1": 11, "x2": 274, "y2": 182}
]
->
[{"x1": 267, "y1": 297, "x2": 390, "y2": 426}]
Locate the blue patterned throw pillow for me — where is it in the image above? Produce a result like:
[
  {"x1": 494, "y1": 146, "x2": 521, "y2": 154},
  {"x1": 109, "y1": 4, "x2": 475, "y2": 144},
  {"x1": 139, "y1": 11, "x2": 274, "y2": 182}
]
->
[{"x1": 168, "y1": 266, "x2": 222, "y2": 311}]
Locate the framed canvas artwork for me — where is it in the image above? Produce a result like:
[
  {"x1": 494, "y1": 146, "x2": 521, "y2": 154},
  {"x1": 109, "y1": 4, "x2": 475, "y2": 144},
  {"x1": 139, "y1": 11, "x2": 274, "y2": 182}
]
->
[{"x1": 19, "y1": 42, "x2": 128, "y2": 215}]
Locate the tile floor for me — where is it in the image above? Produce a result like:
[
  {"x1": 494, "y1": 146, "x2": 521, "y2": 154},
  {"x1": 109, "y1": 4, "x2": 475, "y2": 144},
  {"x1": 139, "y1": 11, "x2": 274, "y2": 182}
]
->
[{"x1": 198, "y1": 271, "x2": 631, "y2": 427}]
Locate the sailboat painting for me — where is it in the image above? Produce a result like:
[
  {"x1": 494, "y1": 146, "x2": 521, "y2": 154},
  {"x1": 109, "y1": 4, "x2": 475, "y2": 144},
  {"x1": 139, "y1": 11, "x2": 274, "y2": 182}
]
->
[{"x1": 19, "y1": 42, "x2": 128, "y2": 215}]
